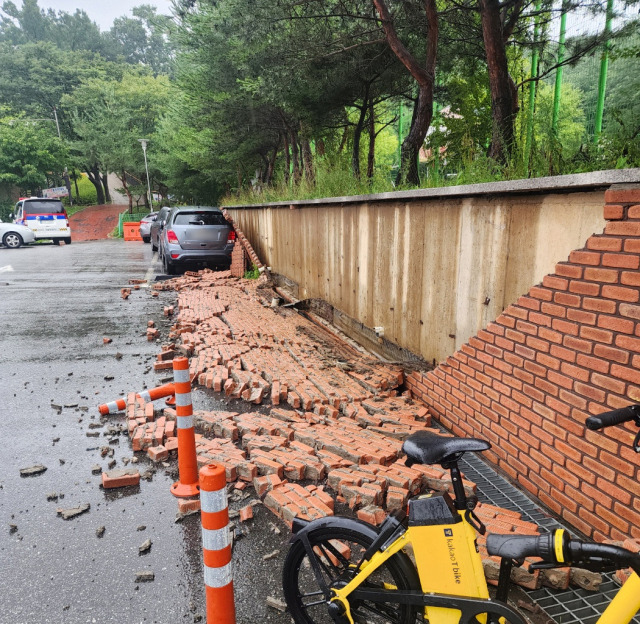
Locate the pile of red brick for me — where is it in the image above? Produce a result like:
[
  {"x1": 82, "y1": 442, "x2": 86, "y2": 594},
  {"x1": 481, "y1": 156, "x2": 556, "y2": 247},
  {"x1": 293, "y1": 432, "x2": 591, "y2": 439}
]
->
[{"x1": 142, "y1": 270, "x2": 619, "y2": 591}]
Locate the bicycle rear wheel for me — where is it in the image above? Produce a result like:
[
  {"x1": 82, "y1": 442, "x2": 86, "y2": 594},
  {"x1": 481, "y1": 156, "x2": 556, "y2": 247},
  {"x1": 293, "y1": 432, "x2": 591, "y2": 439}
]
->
[{"x1": 282, "y1": 521, "x2": 420, "y2": 624}]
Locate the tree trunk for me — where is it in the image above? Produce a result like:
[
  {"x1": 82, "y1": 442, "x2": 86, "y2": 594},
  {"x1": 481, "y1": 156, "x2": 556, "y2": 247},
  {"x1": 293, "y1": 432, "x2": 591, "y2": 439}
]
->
[
  {"x1": 117, "y1": 170, "x2": 133, "y2": 211},
  {"x1": 373, "y1": 0, "x2": 438, "y2": 186},
  {"x1": 283, "y1": 132, "x2": 291, "y2": 184},
  {"x1": 479, "y1": 0, "x2": 519, "y2": 163},
  {"x1": 85, "y1": 164, "x2": 105, "y2": 205},
  {"x1": 352, "y1": 85, "x2": 370, "y2": 180},
  {"x1": 265, "y1": 140, "x2": 279, "y2": 186},
  {"x1": 367, "y1": 99, "x2": 376, "y2": 180},
  {"x1": 302, "y1": 138, "x2": 314, "y2": 184},
  {"x1": 291, "y1": 128, "x2": 302, "y2": 184},
  {"x1": 72, "y1": 169, "x2": 80, "y2": 201},
  {"x1": 101, "y1": 173, "x2": 111, "y2": 203},
  {"x1": 316, "y1": 138, "x2": 326, "y2": 157}
]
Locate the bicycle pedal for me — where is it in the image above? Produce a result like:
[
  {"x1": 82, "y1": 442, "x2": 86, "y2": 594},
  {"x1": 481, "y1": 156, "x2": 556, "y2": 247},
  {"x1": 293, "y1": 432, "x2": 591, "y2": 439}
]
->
[{"x1": 327, "y1": 600, "x2": 351, "y2": 624}]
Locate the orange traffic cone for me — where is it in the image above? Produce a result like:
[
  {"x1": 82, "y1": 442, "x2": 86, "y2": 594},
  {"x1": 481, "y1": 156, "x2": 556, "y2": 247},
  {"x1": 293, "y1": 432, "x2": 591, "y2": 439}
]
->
[
  {"x1": 170, "y1": 357, "x2": 200, "y2": 498},
  {"x1": 200, "y1": 464, "x2": 236, "y2": 624}
]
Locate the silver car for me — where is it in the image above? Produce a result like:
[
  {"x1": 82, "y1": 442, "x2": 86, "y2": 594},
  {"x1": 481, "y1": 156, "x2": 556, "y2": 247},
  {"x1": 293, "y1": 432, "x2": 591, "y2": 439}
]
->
[
  {"x1": 150, "y1": 206, "x2": 171, "y2": 251},
  {"x1": 159, "y1": 206, "x2": 235, "y2": 275},
  {"x1": 0, "y1": 220, "x2": 36, "y2": 248},
  {"x1": 138, "y1": 212, "x2": 157, "y2": 243}
]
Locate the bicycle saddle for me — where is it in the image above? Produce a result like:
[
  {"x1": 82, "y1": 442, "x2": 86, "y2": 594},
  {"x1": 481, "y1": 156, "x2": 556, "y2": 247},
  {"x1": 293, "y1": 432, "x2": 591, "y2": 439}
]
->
[{"x1": 402, "y1": 430, "x2": 491, "y2": 466}]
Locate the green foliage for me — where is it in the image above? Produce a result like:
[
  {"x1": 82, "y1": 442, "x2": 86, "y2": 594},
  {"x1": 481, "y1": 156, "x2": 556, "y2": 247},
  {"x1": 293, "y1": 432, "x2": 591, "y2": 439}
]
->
[
  {"x1": 0, "y1": 111, "x2": 68, "y2": 193},
  {"x1": 243, "y1": 264, "x2": 260, "y2": 279},
  {"x1": 68, "y1": 172, "x2": 98, "y2": 206}
]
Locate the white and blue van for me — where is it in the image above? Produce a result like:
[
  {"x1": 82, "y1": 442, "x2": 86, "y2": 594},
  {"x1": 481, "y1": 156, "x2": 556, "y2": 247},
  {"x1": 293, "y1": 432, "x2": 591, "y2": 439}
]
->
[{"x1": 13, "y1": 197, "x2": 71, "y2": 244}]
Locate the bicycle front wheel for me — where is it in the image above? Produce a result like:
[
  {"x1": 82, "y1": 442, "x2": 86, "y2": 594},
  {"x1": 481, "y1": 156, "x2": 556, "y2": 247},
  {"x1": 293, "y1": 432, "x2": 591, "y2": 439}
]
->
[{"x1": 282, "y1": 522, "x2": 420, "y2": 624}]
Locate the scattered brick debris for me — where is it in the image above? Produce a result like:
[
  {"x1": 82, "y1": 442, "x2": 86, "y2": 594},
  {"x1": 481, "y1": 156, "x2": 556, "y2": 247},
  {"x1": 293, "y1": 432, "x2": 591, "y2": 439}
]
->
[
  {"x1": 57, "y1": 503, "x2": 90, "y2": 520},
  {"x1": 102, "y1": 469, "x2": 140, "y2": 489},
  {"x1": 20, "y1": 464, "x2": 47, "y2": 477}
]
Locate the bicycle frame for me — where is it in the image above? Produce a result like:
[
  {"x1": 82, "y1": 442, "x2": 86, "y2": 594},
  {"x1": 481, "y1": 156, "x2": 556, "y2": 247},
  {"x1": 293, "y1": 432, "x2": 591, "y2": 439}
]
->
[
  {"x1": 327, "y1": 494, "x2": 526, "y2": 624},
  {"x1": 325, "y1": 498, "x2": 640, "y2": 624},
  {"x1": 597, "y1": 572, "x2": 640, "y2": 624}
]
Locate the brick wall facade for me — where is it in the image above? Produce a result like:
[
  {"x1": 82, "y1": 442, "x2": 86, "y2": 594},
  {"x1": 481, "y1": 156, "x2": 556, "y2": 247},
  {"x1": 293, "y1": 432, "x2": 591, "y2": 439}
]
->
[{"x1": 407, "y1": 187, "x2": 640, "y2": 543}]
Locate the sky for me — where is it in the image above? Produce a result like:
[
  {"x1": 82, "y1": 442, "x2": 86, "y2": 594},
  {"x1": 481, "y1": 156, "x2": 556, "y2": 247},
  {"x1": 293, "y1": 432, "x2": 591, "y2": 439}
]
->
[{"x1": 38, "y1": 1, "x2": 174, "y2": 31}]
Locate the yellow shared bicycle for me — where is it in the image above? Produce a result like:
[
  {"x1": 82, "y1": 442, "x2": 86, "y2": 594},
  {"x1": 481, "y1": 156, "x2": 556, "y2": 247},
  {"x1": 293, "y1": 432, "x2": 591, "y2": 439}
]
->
[{"x1": 282, "y1": 404, "x2": 640, "y2": 624}]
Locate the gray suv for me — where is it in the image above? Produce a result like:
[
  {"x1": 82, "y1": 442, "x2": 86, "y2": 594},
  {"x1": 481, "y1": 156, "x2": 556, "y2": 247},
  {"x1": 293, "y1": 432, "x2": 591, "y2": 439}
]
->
[{"x1": 159, "y1": 206, "x2": 236, "y2": 275}]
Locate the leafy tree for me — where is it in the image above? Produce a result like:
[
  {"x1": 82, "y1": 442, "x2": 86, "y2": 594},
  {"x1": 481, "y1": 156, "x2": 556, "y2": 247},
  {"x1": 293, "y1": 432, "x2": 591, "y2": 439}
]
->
[
  {"x1": 62, "y1": 69, "x2": 170, "y2": 208},
  {"x1": 0, "y1": 111, "x2": 68, "y2": 193}
]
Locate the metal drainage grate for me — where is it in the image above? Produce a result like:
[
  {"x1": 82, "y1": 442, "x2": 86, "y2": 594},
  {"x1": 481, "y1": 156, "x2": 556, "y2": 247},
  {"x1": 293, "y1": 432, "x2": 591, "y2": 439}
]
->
[{"x1": 460, "y1": 453, "x2": 640, "y2": 624}]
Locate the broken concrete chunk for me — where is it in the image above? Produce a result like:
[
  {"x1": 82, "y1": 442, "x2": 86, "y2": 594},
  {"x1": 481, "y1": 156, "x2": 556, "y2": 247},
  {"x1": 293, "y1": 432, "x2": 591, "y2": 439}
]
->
[
  {"x1": 139, "y1": 539, "x2": 152, "y2": 554},
  {"x1": 135, "y1": 570, "x2": 155, "y2": 582},
  {"x1": 266, "y1": 597, "x2": 286, "y2": 612},
  {"x1": 20, "y1": 464, "x2": 47, "y2": 477},
  {"x1": 46, "y1": 492, "x2": 59, "y2": 501},
  {"x1": 262, "y1": 550, "x2": 279, "y2": 561},
  {"x1": 57, "y1": 503, "x2": 90, "y2": 520},
  {"x1": 96, "y1": 526, "x2": 106, "y2": 538},
  {"x1": 91, "y1": 465, "x2": 102, "y2": 475}
]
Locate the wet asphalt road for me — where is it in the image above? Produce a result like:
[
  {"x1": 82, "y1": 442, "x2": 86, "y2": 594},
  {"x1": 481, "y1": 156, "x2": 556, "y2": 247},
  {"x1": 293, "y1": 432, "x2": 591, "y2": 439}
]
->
[{"x1": 0, "y1": 240, "x2": 292, "y2": 624}]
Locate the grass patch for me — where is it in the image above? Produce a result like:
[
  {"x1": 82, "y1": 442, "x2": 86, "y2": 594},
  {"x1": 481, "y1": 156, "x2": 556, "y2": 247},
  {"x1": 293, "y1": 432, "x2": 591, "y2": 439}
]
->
[{"x1": 244, "y1": 264, "x2": 260, "y2": 279}]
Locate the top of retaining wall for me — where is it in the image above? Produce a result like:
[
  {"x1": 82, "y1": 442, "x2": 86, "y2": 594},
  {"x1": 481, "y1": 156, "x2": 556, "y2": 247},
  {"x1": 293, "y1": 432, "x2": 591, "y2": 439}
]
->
[{"x1": 225, "y1": 168, "x2": 640, "y2": 209}]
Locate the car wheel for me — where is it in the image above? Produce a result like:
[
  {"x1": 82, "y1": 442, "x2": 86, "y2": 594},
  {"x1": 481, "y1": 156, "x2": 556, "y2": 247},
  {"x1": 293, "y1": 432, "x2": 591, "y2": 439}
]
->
[
  {"x1": 3, "y1": 232, "x2": 23, "y2": 249},
  {"x1": 53, "y1": 239, "x2": 61, "y2": 246},
  {"x1": 64, "y1": 237, "x2": 71, "y2": 244},
  {"x1": 163, "y1": 254, "x2": 177, "y2": 275},
  {"x1": 143, "y1": 236, "x2": 150, "y2": 244},
  {"x1": 152, "y1": 240, "x2": 158, "y2": 252}
]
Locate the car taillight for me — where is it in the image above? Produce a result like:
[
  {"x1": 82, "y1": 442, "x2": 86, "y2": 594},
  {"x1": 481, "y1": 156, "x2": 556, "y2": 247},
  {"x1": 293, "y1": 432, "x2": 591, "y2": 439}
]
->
[
  {"x1": 167, "y1": 230, "x2": 179, "y2": 243},
  {"x1": 227, "y1": 230, "x2": 236, "y2": 243}
]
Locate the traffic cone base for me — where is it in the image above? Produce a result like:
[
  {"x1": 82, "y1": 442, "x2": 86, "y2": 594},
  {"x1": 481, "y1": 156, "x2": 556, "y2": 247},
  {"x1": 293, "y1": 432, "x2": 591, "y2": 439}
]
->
[{"x1": 171, "y1": 481, "x2": 200, "y2": 498}]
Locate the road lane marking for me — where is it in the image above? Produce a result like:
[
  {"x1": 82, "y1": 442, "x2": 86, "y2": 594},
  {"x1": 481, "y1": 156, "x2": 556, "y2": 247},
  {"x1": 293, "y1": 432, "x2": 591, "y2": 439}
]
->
[
  {"x1": 141, "y1": 253, "x2": 157, "y2": 287},
  {"x1": 0, "y1": 265, "x2": 14, "y2": 273}
]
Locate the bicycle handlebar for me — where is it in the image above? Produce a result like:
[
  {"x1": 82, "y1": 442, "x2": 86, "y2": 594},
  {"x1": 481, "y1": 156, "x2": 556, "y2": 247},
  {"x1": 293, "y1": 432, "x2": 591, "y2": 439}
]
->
[
  {"x1": 487, "y1": 530, "x2": 640, "y2": 575},
  {"x1": 585, "y1": 404, "x2": 640, "y2": 431}
]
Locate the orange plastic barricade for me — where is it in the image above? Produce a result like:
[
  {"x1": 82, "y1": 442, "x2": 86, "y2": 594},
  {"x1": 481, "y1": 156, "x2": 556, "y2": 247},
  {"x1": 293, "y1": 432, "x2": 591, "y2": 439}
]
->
[
  {"x1": 170, "y1": 357, "x2": 200, "y2": 498},
  {"x1": 200, "y1": 464, "x2": 236, "y2": 624}
]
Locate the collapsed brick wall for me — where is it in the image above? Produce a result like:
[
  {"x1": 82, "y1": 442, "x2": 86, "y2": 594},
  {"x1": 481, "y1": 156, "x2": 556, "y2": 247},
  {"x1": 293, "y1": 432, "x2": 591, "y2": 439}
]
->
[{"x1": 407, "y1": 187, "x2": 640, "y2": 543}]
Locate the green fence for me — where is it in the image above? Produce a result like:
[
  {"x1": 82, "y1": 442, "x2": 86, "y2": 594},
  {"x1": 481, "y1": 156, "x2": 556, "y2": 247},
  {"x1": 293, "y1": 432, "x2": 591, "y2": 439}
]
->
[{"x1": 117, "y1": 211, "x2": 148, "y2": 237}]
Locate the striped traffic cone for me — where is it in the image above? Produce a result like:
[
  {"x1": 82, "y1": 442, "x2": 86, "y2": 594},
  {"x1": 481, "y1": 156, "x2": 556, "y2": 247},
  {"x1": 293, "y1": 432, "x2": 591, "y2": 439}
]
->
[
  {"x1": 200, "y1": 464, "x2": 236, "y2": 624},
  {"x1": 98, "y1": 383, "x2": 176, "y2": 415},
  {"x1": 170, "y1": 357, "x2": 200, "y2": 498}
]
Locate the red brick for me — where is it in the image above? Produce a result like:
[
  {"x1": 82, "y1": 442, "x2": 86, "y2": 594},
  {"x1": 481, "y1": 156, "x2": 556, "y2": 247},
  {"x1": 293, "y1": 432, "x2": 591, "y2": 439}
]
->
[
  {"x1": 554, "y1": 292, "x2": 582, "y2": 308},
  {"x1": 576, "y1": 354, "x2": 610, "y2": 374},
  {"x1": 574, "y1": 382, "x2": 606, "y2": 403},
  {"x1": 582, "y1": 298, "x2": 617, "y2": 314},
  {"x1": 602, "y1": 253, "x2": 640, "y2": 269},
  {"x1": 593, "y1": 344, "x2": 629, "y2": 364},
  {"x1": 624, "y1": 239, "x2": 640, "y2": 253},
  {"x1": 621, "y1": 271, "x2": 640, "y2": 287},
  {"x1": 603, "y1": 204, "x2": 625, "y2": 220},
  {"x1": 604, "y1": 189, "x2": 640, "y2": 204},
  {"x1": 543, "y1": 275, "x2": 569, "y2": 290},
  {"x1": 554, "y1": 263, "x2": 583, "y2": 278},
  {"x1": 540, "y1": 302, "x2": 567, "y2": 318},
  {"x1": 529, "y1": 286, "x2": 553, "y2": 301},
  {"x1": 569, "y1": 250, "x2": 601, "y2": 266},
  {"x1": 615, "y1": 335, "x2": 640, "y2": 353},
  {"x1": 239, "y1": 505, "x2": 254, "y2": 522},
  {"x1": 569, "y1": 280, "x2": 600, "y2": 296},
  {"x1": 178, "y1": 498, "x2": 201, "y2": 513},
  {"x1": 605, "y1": 221, "x2": 640, "y2": 236},
  {"x1": 629, "y1": 203, "x2": 640, "y2": 218},
  {"x1": 611, "y1": 363, "x2": 640, "y2": 385},
  {"x1": 102, "y1": 469, "x2": 140, "y2": 489},
  {"x1": 590, "y1": 373, "x2": 626, "y2": 395},
  {"x1": 579, "y1": 326, "x2": 613, "y2": 344},
  {"x1": 602, "y1": 285, "x2": 639, "y2": 302},
  {"x1": 148, "y1": 445, "x2": 169, "y2": 462},
  {"x1": 586, "y1": 236, "x2": 623, "y2": 252},
  {"x1": 566, "y1": 308, "x2": 597, "y2": 325},
  {"x1": 583, "y1": 267, "x2": 619, "y2": 283},
  {"x1": 598, "y1": 315, "x2": 635, "y2": 334}
]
